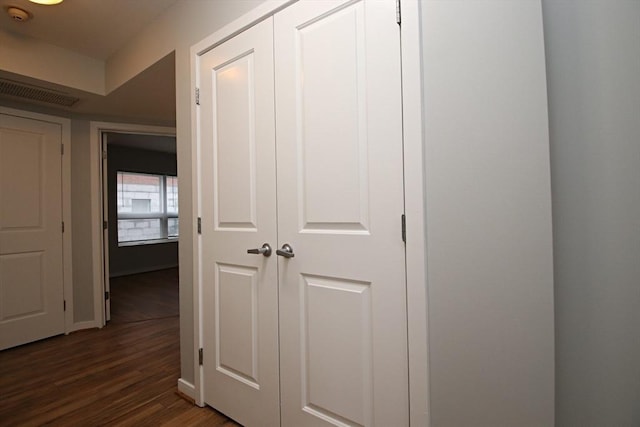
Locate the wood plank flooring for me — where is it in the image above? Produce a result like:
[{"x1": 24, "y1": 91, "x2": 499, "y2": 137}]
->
[
  {"x1": 109, "y1": 268, "x2": 180, "y2": 324},
  {"x1": 0, "y1": 269, "x2": 239, "y2": 426}
]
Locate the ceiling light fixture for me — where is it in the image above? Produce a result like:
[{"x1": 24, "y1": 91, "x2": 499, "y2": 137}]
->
[{"x1": 28, "y1": 0, "x2": 64, "y2": 5}]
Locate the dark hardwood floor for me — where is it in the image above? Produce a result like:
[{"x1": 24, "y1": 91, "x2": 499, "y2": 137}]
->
[
  {"x1": 109, "y1": 268, "x2": 180, "y2": 324},
  {"x1": 0, "y1": 268, "x2": 239, "y2": 426}
]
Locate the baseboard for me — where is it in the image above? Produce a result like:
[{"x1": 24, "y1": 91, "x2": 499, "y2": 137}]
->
[
  {"x1": 68, "y1": 320, "x2": 101, "y2": 333},
  {"x1": 109, "y1": 264, "x2": 179, "y2": 278},
  {"x1": 177, "y1": 378, "x2": 196, "y2": 402}
]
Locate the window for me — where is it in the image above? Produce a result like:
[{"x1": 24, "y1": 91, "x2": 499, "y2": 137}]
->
[{"x1": 116, "y1": 172, "x2": 178, "y2": 245}]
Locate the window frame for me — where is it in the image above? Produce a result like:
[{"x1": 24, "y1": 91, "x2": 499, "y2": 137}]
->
[{"x1": 116, "y1": 171, "x2": 179, "y2": 246}]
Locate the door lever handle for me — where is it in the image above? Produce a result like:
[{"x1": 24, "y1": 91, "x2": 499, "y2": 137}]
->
[
  {"x1": 276, "y1": 244, "x2": 295, "y2": 258},
  {"x1": 247, "y1": 243, "x2": 272, "y2": 257}
]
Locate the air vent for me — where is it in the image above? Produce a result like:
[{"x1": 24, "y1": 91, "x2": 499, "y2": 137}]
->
[{"x1": 0, "y1": 78, "x2": 79, "y2": 107}]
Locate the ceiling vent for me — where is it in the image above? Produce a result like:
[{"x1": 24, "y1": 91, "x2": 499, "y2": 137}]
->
[{"x1": 0, "y1": 78, "x2": 80, "y2": 107}]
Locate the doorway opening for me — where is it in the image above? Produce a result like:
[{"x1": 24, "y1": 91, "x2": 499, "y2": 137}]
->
[
  {"x1": 102, "y1": 131, "x2": 179, "y2": 322},
  {"x1": 102, "y1": 131, "x2": 178, "y2": 323},
  {"x1": 90, "y1": 122, "x2": 176, "y2": 327}
]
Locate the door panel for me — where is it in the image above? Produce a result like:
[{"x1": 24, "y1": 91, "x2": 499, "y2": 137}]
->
[
  {"x1": 214, "y1": 53, "x2": 259, "y2": 230},
  {"x1": 295, "y1": 3, "x2": 369, "y2": 233},
  {"x1": 0, "y1": 252, "x2": 45, "y2": 319},
  {"x1": 301, "y1": 274, "x2": 373, "y2": 426},
  {"x1": 216, "y1": 263, "x2": 260, "y2": 387},
  {"x1": 0, "y1": 114, "x2": 64, "y2": 350},
  {"x1": 200, "y1": 17, "x2": 280, "y2": 427},
  {"x1": 1, "y1": 131, "x2": 43, "y2": 228},
  {"x1": 275, "y1": 1, "x2": 408, "y2": 426}
]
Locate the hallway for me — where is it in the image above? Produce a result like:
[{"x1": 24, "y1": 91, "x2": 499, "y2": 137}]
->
[{"x1": 0, "y1": 269, "x2": 238, "y2": 426}]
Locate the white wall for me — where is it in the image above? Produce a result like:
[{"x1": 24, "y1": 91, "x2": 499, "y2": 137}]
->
[
  {"x1": 421, "y1": 1, "x2": 555, "y2": 425},
  {"x1": 0, "y1": 32, "x2": 105, "y2": 94},
  {"x1": 70, "y1": 119, "x2": 96, "y2": 322},
  {"x1": 542, "y1": 1, "x2": 640, "y2": 425}
]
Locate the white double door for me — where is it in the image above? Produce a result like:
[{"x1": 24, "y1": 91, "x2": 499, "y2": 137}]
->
[{"x1": 199, "y1": 1, "x2": 407, "y2": 425}]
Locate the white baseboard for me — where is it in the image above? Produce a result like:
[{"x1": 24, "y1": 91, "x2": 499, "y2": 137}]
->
[
  {"x1": 68, "y1": 320, "x2": 101, "y2": 333},
  {"x1": 177, "y1": 378, "x2": 196, "y2": 401}
]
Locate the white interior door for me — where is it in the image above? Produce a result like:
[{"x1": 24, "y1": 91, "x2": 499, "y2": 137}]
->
[
  {"x1": 274, "y1": 1, "x2": 408, "y2": 425},
  {"x1": 0, "y1": 113, "x2": 64, "y2": 350},
  {"x1": 199, "y1": 18, "x2": 280, "y2": 426}
]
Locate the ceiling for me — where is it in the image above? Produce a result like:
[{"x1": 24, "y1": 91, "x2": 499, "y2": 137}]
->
[
  {"x1": 0, "y1": 0, "x2": 178, "y2": 60},
  {"x1": 0, "y1": 0, "x2": 179, "y2": 125}
]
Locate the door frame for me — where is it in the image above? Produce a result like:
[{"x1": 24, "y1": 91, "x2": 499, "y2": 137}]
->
[
  {"x1": 0, "y1": 106, "x2": 74, "y2": 335},
  {"x1": 89, "y1": 121, "x2": 176, "y2": 327},
  {"x1": 101, "y1": 133, "x2": 111, "y2": 322},
  {"x1": 190, "y1": 1, "x2": 428, "y2": 425},
  {"x1": 400, "y1": 2, "x2": 429, "y2": 426}
]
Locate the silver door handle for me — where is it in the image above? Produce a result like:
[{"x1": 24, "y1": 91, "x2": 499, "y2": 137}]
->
[
  {"x1": 276, "y1": 244, "x2": 295, "y2": 258},
  {"x1": 247, "y1": 243, "x2": 272, "y2": 257}
]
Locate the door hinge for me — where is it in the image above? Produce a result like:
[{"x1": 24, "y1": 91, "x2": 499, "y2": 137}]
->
[
  {"x1": 102, "y1": 149, "x2": 107, "y2": 160},
  {"x1": 103, "y1": 220, "x2": 108, "y2": 230},
  {"x1": 198, "y1": 348, "x2": 204, "y2": 365},
  {"x1": 195, "y1": 87, "x2": 200, "y2": 105},
  {"x1": 61, "y1": 144, "x2": 64, "y2": 155},
  {"x1": 61, "y1": 221, "x2": 65, "y2": 233},
  {"x1": 105, "y1": 291, "x2": 110, "y2": 300},
  {"x1": 197, "y1": 217, "x2": 202, "y2": 234},
  {"x1": 63, "y1": 300, "x2": 66, "y2": 311},
  {"x1": 401, "y1": 214, "x2": 406, "y2": 243},
  {"x1": 396, "y1": 0, "x2": 401, "y2": 25}
]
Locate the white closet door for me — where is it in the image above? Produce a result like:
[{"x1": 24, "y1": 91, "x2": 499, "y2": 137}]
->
[
  {"x1": 199, "y1": 18, "x2": 280, "y2": 426},
  {"x1": 274, "y1": 1, "x2": 409, "y2": 426},
  {"x1": 0, "y1": 114, "x2": 64, "y2": 350}
]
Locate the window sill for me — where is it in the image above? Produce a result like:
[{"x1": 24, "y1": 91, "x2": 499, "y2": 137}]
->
[{"x1": 118, "y1": 238, "x2": 179, "y2": 248}]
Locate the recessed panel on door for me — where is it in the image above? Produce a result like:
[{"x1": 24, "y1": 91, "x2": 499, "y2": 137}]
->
[
  {"x1": 296, "y1": 2, "x2": 369, "y2": 234},
  {"x1": 216, "y1": 263, "x2": 260, "y2": 388},
  {"x1": 213, "y1": 53, "x2": 257, "y2": 231},
  {"x1": 0, "y1": 130, "x2": 43, "y2": 230},
  {"x1": 0, "y1": 252, "x2": 45, "y2": 321},
  {"x1": 301, "y1": 274, "x2": 373, "y2": 427}
]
